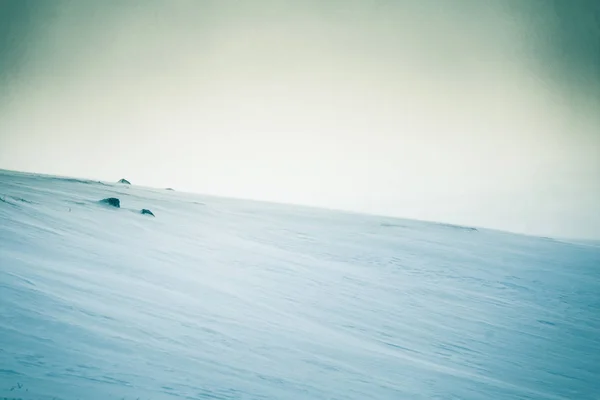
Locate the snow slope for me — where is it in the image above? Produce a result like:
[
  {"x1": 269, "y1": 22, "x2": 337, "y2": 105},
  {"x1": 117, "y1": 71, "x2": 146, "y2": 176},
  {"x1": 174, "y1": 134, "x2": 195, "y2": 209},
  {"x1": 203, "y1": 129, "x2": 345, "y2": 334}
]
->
[{"x1": 1, "y1": 169, "x2": 599, "y2": 400}]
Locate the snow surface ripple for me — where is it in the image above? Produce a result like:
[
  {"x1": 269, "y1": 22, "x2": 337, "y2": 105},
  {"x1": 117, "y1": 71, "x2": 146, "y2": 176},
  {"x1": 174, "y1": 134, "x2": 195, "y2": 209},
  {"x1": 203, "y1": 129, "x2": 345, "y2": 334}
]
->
[{"x1": 0, "y1": 170, "x2": 599, "y2": 399}]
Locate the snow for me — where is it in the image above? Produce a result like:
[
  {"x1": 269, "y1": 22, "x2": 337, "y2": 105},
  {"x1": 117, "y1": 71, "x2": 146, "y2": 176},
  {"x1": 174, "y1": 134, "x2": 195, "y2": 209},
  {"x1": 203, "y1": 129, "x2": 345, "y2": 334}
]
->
[{"x1": 1, "y1": 169, "x2": 599, "y2": 399}]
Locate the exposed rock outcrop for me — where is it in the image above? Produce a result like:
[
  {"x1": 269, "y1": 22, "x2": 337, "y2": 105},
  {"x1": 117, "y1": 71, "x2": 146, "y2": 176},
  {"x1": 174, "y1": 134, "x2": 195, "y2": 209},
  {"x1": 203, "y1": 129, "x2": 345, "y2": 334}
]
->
[
  {"x1": 141, "y1": 209, "x2": 155, "y2": 216},
  {"x1": 118, "y1": 179, "x2": 131, "y2": 185},
  {"x1": 99, "y1": 198, "x2": 120, "y2": 208}
]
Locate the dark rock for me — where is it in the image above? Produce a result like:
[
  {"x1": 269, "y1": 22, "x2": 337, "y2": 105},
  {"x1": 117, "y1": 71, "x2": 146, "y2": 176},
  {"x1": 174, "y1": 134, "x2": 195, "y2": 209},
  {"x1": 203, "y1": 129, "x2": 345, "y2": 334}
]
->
[
  {"x1": 165, "y1": 188, "x2": 174, "y2": 191},
  {"x1": 141, "y1": 209, "x2": 155, "y2": 216},
  {"x1": 99, "y1": 197, "x2": 120, "y2": 208},
  {"x1": 118, "y1": 178, "x2": 131, "y2": 185}
]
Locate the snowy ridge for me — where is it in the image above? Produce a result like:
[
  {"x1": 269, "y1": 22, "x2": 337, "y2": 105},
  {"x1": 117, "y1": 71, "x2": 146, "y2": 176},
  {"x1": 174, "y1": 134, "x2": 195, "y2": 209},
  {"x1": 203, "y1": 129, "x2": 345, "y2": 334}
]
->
[{"x1": 1, "y1": 169, "x2": 599, "y2": 399}]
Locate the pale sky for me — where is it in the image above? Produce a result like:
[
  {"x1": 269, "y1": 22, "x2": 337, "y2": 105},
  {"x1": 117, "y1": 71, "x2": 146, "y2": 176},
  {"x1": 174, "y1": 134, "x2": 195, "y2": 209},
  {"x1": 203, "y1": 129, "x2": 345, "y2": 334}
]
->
[{"x1": 1, "y1": 0, "x2": 599, "y2": 239}]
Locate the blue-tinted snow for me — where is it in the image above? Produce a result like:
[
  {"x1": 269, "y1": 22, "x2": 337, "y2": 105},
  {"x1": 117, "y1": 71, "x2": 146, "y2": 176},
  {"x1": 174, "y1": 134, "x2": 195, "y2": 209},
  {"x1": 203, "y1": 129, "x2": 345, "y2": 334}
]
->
[{"x1": 1, "y1": 169, "x2": 599, "y2": 399}]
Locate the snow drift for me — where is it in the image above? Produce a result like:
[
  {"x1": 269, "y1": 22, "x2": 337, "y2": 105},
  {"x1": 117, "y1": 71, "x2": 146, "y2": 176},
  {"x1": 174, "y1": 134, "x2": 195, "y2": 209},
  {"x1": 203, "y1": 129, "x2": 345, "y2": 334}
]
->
[{"x1": 0, "y1": 169, "x2": 599, "y2": 399}]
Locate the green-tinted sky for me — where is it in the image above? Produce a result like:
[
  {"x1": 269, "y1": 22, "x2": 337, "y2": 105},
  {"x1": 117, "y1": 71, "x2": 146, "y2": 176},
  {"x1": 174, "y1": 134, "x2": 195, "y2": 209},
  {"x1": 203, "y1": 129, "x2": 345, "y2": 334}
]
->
[{"x1": 1, "y1": 0, "x2": 599, "y2": 238}]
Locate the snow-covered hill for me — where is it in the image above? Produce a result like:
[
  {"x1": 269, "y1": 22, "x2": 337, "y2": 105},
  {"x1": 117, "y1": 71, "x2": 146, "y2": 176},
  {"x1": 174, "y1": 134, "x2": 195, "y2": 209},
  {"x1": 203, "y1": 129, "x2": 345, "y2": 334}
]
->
[{"x1": 1, "y1": 169, "x2": 599, "y2": 399}]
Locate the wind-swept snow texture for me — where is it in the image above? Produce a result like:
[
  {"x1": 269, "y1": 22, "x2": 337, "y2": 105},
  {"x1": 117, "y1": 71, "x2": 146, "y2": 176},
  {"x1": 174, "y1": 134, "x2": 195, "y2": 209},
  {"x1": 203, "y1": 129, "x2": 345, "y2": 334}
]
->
[{"x1": 1, "y1": 169, "x2": 599, "y2": 400}]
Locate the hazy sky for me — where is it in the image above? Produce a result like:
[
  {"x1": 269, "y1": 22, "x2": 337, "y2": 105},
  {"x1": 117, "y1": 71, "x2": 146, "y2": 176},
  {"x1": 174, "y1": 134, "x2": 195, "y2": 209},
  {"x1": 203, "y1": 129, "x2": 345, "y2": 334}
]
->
[{"x1": 1, "y1": 0, "x2": 599, "y2": 239}]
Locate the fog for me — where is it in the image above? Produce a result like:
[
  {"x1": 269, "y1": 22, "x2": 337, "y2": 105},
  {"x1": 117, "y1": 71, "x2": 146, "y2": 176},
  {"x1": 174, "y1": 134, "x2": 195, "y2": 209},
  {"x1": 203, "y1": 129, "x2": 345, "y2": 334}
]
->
[{"x1": 1, "y1": 0, "x2": 599, "y2": 238}]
